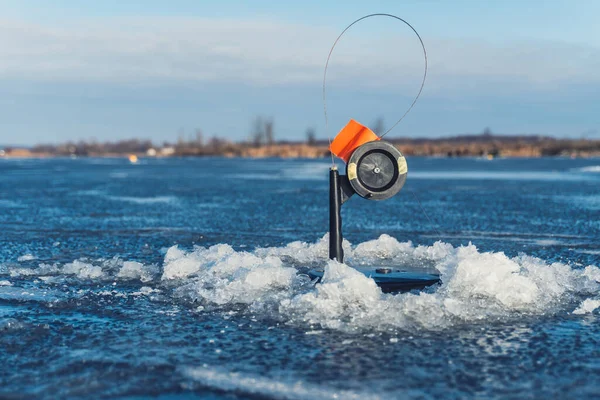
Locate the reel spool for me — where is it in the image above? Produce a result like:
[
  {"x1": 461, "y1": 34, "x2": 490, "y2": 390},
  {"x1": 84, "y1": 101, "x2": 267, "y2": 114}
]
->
[
  {"x1": 328, "y1": 118, "x2": 408, "y2": 203},
  {"x1": 346, "y1": 140, "x2": 407, "y2": 201}
]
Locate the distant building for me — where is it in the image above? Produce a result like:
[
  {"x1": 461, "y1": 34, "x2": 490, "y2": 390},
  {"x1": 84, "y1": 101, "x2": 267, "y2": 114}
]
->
[{"x1": 160, "y1": 147, "x2": 175, "y2": 156}]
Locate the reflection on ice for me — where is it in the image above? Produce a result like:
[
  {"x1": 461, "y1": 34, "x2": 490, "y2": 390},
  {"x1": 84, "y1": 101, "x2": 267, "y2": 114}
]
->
[
  {"x1": 410, "y1": 171, "x2": 598, "y2": 181},
  {"x1": 575, "y1": 165, "x2": 600, "y2": 173},
  {"x1": 182, "y1": 365, "x2": 382, "y2": 400}
]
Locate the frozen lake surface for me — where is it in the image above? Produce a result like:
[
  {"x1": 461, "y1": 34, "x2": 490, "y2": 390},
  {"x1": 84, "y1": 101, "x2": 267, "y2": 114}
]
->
[{"x1": 0, "y1": 156, "x2": 599, "y2": 399}]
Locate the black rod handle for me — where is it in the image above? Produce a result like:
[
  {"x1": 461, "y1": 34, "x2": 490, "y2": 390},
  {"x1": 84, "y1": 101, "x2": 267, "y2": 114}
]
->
[{"x1": 329, "y1": 168, "x2": 344, "y2": 262}]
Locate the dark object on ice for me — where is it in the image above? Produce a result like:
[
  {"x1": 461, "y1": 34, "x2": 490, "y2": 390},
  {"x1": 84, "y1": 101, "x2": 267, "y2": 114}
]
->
[{"x1": 307, "y1": 267, "x2": 440, "y2": 293}]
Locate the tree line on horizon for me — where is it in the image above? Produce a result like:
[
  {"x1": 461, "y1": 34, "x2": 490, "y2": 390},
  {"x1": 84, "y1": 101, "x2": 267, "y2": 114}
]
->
[{"x1": 10, "y1": 116, "x2": 599, "y2": 158}]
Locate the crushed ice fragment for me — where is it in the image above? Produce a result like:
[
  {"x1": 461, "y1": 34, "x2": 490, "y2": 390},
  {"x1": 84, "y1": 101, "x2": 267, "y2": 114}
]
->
[
  {"x1": 17, "y1": 254, "x2": 36, "y2": 262},
  {"x1": 62, "y1": 260, "x2": 103, "y2": 279},
  {"x1": 573, "y1": 299, "x2": 600, "y2": 315}
]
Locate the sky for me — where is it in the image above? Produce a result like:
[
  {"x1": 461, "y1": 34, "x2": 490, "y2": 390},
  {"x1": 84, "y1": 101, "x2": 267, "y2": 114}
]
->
[{"x1": 0, "y1": 0, "x2": 599, "y2": 145}]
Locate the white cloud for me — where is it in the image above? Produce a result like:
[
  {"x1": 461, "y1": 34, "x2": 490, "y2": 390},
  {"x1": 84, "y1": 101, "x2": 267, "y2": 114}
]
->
[
  {"x1": 0, "y1": 16, "x2": 598, "y2": 93},
  {"x1": 0, "y1": 17, "x2": 330, "y2": 85}
]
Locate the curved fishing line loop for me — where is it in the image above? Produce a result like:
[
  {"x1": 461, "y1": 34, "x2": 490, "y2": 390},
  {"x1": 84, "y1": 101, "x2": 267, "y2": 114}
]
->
[
  {"x1": 322, "y1": 15, "x2": 445, "y2": 246},
  {"x1": 322, "y1": 13, "x2": 428, "y2": 141}
]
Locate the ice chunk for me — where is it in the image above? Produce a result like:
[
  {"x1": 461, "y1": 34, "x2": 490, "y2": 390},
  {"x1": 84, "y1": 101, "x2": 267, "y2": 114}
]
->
[
  {"x1": 62, "y1": 260, "x2": 104, "y2": 279},
  {"x1": 166, "y1": 245, "x2": 299, "y2": 307},
  {"x1": 17, "y1": 254, "x2": 36, "y2": 262},
  {"x1": 117, "y1": 261, "x2": 158, "y2": 282},
  {"x1": 573, "y1": 299, "x2": 600, "y2": 315},
  {"x1": 162, "y1": 244, "x2": 236, "y2": 280}
]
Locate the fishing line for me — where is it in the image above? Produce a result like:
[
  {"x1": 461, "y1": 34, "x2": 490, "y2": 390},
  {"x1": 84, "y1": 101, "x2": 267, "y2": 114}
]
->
[
  {"x1": 322, "y1": 13, "x2": 428, "y2": 143},
  {"x1": 409, "y1": 187, "x2": 444, "y2": 241},
  {"x1": 323, "y1": 14, "x2": 438, "y2": 240},
  {"x1": 328, "y1": 137, "x2": 335, "y2": 168}
]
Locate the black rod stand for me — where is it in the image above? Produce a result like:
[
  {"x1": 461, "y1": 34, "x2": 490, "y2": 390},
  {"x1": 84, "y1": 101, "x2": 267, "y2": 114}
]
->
[{"x1": 329, "y1": 168, "x2": 344, "y2": 262}]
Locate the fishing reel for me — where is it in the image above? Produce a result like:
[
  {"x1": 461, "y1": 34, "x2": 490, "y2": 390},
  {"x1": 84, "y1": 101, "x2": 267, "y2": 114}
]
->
[
  {"x1": 327, "y1": 119, "x2": 408, "y2": 263},
  {"x1": 330, "y1": 119, "x2": 407, "y2": 205},
  {"x1": 345, "y1": 140, "x2": 407, "y2": 201}
]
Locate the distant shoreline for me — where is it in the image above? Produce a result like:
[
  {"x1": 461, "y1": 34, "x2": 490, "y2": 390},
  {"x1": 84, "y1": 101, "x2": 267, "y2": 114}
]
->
[
  {"x1": 3, "y1": 135, "x2": 600, "y2": 159},
  {"x1": 2, "y1": 152, "x2": 600, "y2": 160}
]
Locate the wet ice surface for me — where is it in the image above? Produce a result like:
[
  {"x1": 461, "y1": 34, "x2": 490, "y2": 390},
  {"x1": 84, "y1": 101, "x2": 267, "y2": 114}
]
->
[{"x1": 1, "y1": 157, "x2": 599, "y2": 399}]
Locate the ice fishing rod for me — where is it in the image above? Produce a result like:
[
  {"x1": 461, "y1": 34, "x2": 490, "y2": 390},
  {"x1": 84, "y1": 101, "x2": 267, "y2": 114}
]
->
[
  {"x1": 309, "y1": 14, "x2": 439, "y2": 292},
  {"x1": 323, "y1": 13, "x2": 428, "y2": 262}
]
